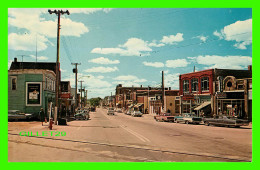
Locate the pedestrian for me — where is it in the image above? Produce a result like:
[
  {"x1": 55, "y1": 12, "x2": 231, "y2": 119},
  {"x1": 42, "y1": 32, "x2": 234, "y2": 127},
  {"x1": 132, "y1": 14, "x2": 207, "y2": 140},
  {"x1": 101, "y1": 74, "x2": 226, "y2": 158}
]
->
[{"x1": 39, "y1": 108, "x2": 46, "y2": 126}]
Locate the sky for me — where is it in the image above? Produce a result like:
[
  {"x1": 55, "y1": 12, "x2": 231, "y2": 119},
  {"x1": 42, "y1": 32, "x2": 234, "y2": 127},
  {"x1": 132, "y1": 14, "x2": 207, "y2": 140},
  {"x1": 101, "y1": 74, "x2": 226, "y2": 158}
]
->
[{"x1": 8, "y1": 8, "x2": 252, "y2": 98}]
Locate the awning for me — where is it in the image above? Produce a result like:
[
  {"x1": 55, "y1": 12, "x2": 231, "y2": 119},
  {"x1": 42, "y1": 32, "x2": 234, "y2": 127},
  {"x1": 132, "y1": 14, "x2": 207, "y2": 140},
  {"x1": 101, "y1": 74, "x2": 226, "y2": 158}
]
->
[
  {"x1": 194, "y1": 101, "x2": 211, "y2": 111},
  {"x1": 134, "y1": 103, "x2": 143, "y2": 108}
]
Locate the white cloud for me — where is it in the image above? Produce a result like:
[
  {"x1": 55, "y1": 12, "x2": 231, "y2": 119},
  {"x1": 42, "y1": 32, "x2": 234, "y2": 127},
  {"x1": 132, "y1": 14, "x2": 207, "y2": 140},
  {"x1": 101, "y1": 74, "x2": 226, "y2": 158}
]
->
[
  {"x1": 194, "y1": 35, "x2": 208, "y2": 42},
  {"x1": 160, "y1": 33, "x2": 184, "y2": 45},
  {"x1": 63, "y1": 74, "x2": 112, "y2": 89},
  {"x1": 8, "y1": 33, "x2": 51, "y2": 51},
  {"x1": 88, "y1": 57, "x2": 120, "y2": 64},
  {"x1": 196, "y1": 55, "x2": 252, "y2": 69},
  {"x1": 8, "y1": 8, "x2": 91, "y2": 51},
  {"x1": 213, "y1": 18, "x2": 252, "y2": 49},
  {"x1": 91, "y1": 38, "x2": 152, "y2": 57},
  {"x1": 84, "y1": 66, "x2": 119, "y2": 73},
  {"x1": 165, "y1": 59, "x2": 188, "y2": 68},
  {"x1": 66, "y1": 8, "x2": 113, "y2": 14},
  {"x1": 148, "y1": 40, "x2": 165, "y2": 47},
  {"x1": 113, "y1": 75, "x2": 147, "y2": 87},
  {"x1": 143, "y1": 61, "x2": 164, "y2": 68},
  {"x1": 30, "y1": 55, "x2": 48, "y2": 61},
  {"x1": 164, "y1": 72, "x2": 180, "y2": 89}
]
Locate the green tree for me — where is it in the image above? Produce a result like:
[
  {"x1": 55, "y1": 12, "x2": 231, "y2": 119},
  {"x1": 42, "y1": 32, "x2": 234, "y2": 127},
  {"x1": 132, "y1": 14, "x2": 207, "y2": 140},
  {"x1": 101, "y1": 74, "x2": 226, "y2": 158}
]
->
[{"x1": 89, "y1": 97, "x2": 102, "y2": 107}]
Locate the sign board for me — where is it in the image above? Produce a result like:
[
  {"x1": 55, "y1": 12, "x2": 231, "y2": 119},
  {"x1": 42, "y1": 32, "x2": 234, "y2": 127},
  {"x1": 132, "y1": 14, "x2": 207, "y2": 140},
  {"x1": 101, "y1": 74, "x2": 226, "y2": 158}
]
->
[
  {"x1": 60, "y1": 93, "x2": 71, "y2": 99},
  {"x1": 26, "y1": 82, "x2": 42, "y2": 106},
  {"x1": 216, "y1": 92, "x2": 227, "y2": 99},
  {"x1": 155, "y1": 94, "x2": 162, "y2": 100},
  {"x1": 182, "y1": 94, "x2": 194, "y2": 101}
]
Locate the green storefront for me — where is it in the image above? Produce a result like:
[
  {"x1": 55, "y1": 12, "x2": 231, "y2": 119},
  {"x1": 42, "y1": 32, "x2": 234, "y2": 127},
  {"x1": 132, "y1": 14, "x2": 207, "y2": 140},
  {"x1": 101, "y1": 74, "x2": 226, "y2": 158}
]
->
[{"x1": 8, "y1": 69, "x2": 56, "y2": 116}]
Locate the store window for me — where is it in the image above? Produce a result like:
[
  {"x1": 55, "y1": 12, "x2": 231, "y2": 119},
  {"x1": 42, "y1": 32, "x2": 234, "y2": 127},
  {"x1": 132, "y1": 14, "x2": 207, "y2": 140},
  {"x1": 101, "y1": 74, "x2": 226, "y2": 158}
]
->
[
  {"x1": 183, "y1": 80, "x2": 189, "y2": 93},
  {"x1": 11, "y1": 77, "x2": 17, "y2": 90},
  {"x1": 201, "y1": 77, "x2": 209, "y2": 91},
  {"x1": 191, "y1": 78, "x2": 198, "y2": 92}
]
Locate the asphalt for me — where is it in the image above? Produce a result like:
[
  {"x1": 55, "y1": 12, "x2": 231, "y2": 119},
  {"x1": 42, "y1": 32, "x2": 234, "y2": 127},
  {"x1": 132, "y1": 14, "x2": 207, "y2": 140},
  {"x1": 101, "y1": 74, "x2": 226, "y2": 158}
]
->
[{"x1": 8, "y1": 108, "x2": 252, "y2": 162}]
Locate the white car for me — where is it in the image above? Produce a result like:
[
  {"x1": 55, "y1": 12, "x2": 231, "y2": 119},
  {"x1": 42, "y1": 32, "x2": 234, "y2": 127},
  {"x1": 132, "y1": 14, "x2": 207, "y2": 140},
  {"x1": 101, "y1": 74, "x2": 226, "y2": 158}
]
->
[
  {"x1": 131, "y1": 111, "x2": 143, "y2": 117},
  {"x1": 107, "y1": 107, "x2": 115, "y2": 115}
]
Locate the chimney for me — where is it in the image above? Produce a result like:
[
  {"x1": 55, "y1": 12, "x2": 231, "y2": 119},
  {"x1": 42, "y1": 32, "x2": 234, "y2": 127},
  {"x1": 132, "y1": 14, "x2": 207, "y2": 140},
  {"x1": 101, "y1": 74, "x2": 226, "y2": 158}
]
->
[
  {"x1": 14, "y1": 57, "x2": 17, "y2": 62},
  {"x1": 248, "y1": 65, "x2": 252, "y2": 71},
  {"x1": 169, "y1": 87, "x2": 171, "y2": 90},
  {"x1": 140, "y1": 85, "x2": 143, "y2": 88}
]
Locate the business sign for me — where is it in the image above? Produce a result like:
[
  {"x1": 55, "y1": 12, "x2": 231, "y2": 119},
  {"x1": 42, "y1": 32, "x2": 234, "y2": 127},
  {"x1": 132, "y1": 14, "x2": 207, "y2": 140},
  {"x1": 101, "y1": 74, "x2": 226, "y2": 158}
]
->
[
  {"x1": 182, "y1": 93, "x2": 194, "y2": 100},
  {"x1": 216, "y1": 92, "x2": 227, "y2": 99},
  {"x1": 26, "y1": 82, "x2": 42, "y2": 106}
]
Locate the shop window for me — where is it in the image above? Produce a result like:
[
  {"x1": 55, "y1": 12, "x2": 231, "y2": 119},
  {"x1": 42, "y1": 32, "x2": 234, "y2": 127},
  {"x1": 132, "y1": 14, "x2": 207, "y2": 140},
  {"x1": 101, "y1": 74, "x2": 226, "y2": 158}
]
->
[
  {"x1": 201, "y1": 77, "x2": 209, "y2": 91},
  {"x1": 183, "y1": 80, "x2": 189, "y2": 93},
  {"x1": 11, "y1": 77, "x2": 17, "y2": 90},
  {"x1": 191, "y1": 78, "x2": 198, "y2": 92}
]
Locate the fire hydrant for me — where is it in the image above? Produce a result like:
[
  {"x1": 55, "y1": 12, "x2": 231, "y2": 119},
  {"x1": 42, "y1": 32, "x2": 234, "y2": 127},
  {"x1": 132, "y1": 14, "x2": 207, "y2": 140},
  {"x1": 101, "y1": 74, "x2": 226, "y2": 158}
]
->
[{"x1": 49, "y1": 118, "x2": 53, "y2": 130}]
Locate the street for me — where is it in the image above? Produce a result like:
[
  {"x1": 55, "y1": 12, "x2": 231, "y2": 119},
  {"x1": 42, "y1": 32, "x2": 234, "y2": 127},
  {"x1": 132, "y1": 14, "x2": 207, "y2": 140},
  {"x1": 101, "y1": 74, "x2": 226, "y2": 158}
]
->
[{"x1": 8, "y1": 108, "x2": 252, "y2": 162}]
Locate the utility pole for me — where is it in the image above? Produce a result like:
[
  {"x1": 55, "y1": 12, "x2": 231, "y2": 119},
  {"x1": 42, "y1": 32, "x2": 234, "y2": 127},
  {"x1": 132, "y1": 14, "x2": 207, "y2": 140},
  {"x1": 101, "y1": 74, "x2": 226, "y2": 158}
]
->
[
  {"x1": 148, "y1": 85, "x2": 150, "y2": 114},
  {"x1": 78, "y1": 80, "x2": 84, "y2": 108},
  {"x1": 48, "y1": 9, "x2": 70, "y2": 125},
  {"x1": 71, "y1": 63, "x2": 81, "y2": 108},
  {"x1": 162, "y1": 71, "x2": 165, "y2": 112}
]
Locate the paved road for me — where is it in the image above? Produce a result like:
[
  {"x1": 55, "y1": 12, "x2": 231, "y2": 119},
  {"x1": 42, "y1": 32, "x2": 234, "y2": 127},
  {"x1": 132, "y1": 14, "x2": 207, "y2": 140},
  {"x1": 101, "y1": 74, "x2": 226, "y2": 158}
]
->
[{"x1": 8, "y1": 108, "x2": 252, "y2": 162}]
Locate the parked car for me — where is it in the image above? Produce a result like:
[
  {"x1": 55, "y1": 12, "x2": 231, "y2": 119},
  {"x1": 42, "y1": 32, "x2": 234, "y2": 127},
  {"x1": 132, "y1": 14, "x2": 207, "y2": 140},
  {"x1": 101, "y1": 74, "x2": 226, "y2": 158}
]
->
[
  {"x1": 154, "y1": 113, "x2": 175, "y2": 122},
  {"x1": 75, "y1": 110, "x2": 90, "y2": 120},
  {"x1": 203, "y1": 115, "x2": 249, "y2": 127},
  {"x1": 131, "y1": 111, "x2": 143, "y2": 117},
  {"x1": 107, "y1": 107, "x2": 115, "y2": 115},
  {"x1": 8, "y1": 110, "x2": 33, "y2": 121},
  {"x1": 90, "y1": 106, "x2": 96, "y2": 112},
  {"x1": 116, "y1": 108, "x2": 123, "y2": 113},
  {"x1": 176, "y1": 113, "x2": 203, "y2": 124},
  {"x1": 125, "y1": 109, "x2": 133, "y2": 115}
]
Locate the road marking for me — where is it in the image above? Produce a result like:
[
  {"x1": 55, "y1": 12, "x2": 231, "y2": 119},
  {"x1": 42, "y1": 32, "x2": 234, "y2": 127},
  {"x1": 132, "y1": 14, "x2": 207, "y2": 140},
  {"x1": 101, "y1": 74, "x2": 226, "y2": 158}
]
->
[{"x1": 120, "y1": 125, "x2": 150, "y2": 143}]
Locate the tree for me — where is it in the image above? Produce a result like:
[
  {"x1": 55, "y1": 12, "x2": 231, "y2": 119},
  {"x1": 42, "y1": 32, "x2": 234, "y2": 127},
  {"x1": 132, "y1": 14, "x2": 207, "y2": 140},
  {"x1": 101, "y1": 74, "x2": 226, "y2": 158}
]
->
[{"x1": 89, "y1": 97, "x2": 102, "y2": 107}]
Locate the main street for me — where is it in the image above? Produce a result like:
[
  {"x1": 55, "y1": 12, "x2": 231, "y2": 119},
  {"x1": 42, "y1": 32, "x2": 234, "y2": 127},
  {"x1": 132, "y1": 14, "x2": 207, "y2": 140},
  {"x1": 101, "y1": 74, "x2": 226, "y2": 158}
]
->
[{"x1": 8, "y1": 108, "x2": 252, "y2": 162}]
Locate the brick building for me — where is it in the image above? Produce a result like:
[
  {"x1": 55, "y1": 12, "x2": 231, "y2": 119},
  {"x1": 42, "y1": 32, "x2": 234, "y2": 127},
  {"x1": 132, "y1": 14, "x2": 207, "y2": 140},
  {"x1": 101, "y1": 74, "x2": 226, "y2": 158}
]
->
[{"x1": 179, "y1": 67, "x2": 252, "y2": 121}]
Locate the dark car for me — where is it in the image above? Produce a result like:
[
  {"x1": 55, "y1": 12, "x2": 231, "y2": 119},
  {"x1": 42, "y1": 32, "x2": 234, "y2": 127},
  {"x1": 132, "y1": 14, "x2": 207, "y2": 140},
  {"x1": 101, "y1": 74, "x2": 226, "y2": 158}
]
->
[
  {"x1": 203, "y1": 115, "x2": 249, "y2": 127},
  {"x1": 8, "y1": 110, "x2": 33, "y2": 121}
]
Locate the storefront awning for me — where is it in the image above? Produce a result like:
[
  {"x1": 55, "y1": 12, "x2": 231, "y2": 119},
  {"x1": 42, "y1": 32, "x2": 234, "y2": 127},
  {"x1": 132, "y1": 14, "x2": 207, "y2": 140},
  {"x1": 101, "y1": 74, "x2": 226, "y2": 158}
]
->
[
  {"x1": 194, "y1": 101, "x2": 211, "y2": 111},
  {"x1": 134, "y1": 103, "x2": 144, "y2": 108}
]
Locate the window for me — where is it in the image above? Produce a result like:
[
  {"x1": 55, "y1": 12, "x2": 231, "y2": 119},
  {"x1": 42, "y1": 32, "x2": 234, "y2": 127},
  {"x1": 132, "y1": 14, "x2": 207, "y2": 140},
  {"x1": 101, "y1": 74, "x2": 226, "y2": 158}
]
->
[
  {"x1": 183, "y1": 80, "x2": 189, "y2": 93},
  {"x1": 11, "y1": 77, "x2": 17, "y2": 90},
  {"x1": 191, "y1": 78, "x2": 198, "y2": 92},
  {"x1": 201, "y1": 77, "x2": 209, "y2": 91}
]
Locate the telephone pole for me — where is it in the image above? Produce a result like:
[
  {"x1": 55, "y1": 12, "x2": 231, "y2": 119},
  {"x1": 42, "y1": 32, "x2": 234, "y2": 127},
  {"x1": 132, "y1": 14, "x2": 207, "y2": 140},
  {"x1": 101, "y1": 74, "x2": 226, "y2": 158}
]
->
[
  {"x1": 71, "y1": 63, "x2": 81, "y2": 108},
  {"x1": 48, "y1": 9, "x2": 70, "y2": 123},
  {"x1": 78, "y1": 80, "x2": 84, "y2": 108}
]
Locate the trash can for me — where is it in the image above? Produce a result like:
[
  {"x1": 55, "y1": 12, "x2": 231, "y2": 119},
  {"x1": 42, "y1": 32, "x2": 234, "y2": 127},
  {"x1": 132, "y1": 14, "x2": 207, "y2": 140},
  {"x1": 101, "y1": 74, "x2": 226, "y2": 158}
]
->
[{"x1": 58, "y1": 118, "x2": 67, "y2": 125}]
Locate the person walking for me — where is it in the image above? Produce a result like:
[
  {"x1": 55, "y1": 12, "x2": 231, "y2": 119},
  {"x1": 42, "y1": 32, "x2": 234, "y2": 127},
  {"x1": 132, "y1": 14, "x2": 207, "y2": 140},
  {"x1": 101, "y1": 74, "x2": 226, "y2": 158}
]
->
[{"x1": 39, "y1": 108, "x2": 46, "y2": 126}]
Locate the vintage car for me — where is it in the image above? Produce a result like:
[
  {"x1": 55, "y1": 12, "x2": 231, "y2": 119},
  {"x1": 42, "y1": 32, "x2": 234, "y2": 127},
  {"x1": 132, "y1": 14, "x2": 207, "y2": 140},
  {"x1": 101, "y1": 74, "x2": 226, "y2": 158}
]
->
[
  {"x1": 8, "y1": 110, "x2": 33, "y2": 121},
  {"x1": 131, "y1": 111, "x2": 143, "y2": 117},
  {"x1": 203, "y1": 115, "x2": 249, "y2": 127},
  {"x1": 107, "y1": 107, "x2": 115, "y2": 115},
  {"x1": 154, "y1": 113, "x2": 175, "y2": 122},
  {"x1": 116, "y1": 108, "x2": 123, "y2": 113},
  {"x1": 75, "y1": 110, "x2": 90, "y2": 120},
  {"x1": 176, "y1": 113, "x2": 203, "y2": 124},
  {"x1": 125, "y1": 109, "x2": 132, "y2": 115}
]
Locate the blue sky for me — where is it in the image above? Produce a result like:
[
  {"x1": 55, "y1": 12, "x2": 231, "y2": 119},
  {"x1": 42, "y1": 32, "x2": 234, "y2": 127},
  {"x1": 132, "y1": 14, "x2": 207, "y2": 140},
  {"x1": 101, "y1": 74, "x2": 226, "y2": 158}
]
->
[{"x1": 8, "y1": 8, "x2": 252, "y2": 98}]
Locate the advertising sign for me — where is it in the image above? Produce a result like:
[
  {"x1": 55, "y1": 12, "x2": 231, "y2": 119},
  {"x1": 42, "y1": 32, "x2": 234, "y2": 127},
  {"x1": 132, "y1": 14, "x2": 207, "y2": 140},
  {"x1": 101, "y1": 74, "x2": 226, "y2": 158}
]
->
[{"x1": 26, "y1": 82, "x2": 42, "y2": 106}]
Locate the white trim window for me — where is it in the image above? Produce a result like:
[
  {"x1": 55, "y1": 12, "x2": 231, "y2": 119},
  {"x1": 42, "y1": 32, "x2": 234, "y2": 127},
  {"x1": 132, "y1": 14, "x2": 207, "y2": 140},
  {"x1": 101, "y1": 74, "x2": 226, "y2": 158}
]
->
[
  {"x1": 11, "y1": 77, "x2": 17, "y2": 90},
  {"x1": 191, "y1": 78, "x2": 198, "y2": 92},
  {"x1": 201, "y1": 77, "x2": 209, "y2": 91},
  {"x1": 183, "y1": 80, "x2": 189, "y2": 93}
]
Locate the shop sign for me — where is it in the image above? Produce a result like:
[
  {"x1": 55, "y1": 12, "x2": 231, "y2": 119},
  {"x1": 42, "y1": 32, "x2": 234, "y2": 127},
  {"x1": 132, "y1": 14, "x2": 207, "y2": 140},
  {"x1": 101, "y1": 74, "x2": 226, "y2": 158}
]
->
[
  {"x1": 216, "y1": 92, "x2": 227, "y2": 99},
  {"x1": 60, "y1": 93, "x2": 71, "y2": 99},
  {"x1": 182, "y1": 93, "x2": 194, "y2": 100},
  {"x1": 26, "y1": 82, "x2": 42, "y2": 106}
]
